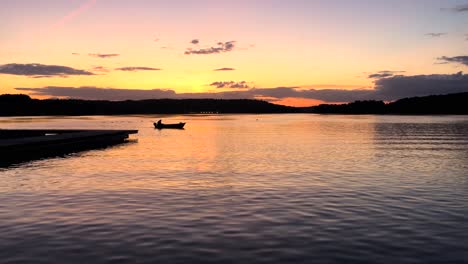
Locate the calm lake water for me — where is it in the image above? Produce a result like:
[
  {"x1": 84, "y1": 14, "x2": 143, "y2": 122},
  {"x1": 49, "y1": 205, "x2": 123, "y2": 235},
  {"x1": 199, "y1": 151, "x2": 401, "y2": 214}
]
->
[{"x1": 0, "y1": 114, "x2": 467, "y2": 264}]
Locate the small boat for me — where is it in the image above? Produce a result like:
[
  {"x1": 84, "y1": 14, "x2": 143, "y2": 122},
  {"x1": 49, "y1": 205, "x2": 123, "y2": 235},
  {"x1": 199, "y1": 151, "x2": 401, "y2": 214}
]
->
[{"x1": 154, "y1": 122, "x2": 186, "y2": 129}]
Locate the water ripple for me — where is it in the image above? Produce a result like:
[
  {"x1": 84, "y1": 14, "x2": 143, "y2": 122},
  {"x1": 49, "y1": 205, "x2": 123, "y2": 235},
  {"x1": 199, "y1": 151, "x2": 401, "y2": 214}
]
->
[{"x1": 0, "y1": 114, "x2": 467, "y2": 263}]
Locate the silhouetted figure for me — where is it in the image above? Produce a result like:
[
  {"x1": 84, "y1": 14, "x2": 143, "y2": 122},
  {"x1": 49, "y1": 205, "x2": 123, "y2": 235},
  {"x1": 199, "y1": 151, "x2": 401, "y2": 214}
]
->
[{"x1": 157, "y1": 119, "x2": 162, "y2": 126}]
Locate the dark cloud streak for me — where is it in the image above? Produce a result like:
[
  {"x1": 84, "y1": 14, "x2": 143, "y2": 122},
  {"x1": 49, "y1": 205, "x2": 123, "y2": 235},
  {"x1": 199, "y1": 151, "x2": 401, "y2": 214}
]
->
[
  {"x1": 368, "y1": 70, "x2": 405, "y2": 79},
  {"x1": 0, "y1": 63, "x2": 94, "y2": 77},
  {"x1": 437, "y1": 56, "x2": 468, "y2": 66},
  {"x1": 451, "y1": 4, "x2": 468, "y2": 12},
  {"x1": 214, "y1": 68, "x2": 235, "y2": 71},
  {"x1": 369, "y1": 73, "x2": 394, "y2": 79},
  {"x1": 15, "y1": 87, "x2": 176, "y2": 101},
  {"x1": 89, "y1": 53, "x2": 120, "y2": 58},
  {"x1": 115, "y1": 67, "x2": 162, "y2": 71}
]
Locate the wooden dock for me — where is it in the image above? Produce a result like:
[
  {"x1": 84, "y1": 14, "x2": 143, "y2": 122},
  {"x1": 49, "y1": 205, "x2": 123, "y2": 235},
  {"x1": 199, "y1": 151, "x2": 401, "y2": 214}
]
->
[{"x1": 0, "y1": 129, "x2": 138, "y2": 166}]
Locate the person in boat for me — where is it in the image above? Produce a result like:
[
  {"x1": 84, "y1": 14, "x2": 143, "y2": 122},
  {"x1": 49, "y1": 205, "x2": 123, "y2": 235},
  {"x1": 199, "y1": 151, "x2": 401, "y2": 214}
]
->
[{"x1": 157, "y1": 119, "x2": 162, "y2": 126}]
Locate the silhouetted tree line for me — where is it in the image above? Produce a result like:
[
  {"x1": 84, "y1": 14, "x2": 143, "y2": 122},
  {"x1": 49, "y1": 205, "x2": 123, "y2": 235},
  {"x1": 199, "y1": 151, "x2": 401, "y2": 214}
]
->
[
  {"x1": 308, "y1": 100, "x2": 387, "y2": 114},
  {"x1": 303, "y1": 92, "x2": 468, "y2": 115},
  {"x1": 0, "y1": 94, "x2": 297, "y2": 116},
  {"x1": 1, "y1": 92, "x2": 467, "y2": 116}
]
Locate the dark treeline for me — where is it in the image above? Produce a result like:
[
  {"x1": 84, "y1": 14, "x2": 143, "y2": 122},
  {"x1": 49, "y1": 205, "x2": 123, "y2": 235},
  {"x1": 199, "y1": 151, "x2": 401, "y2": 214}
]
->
[
  {"x1": 1, "y1": 92, "x2": 468, "y2": 116},
  {"x1": 0, "y1": 94, "x2": 297, "y2": 116},
  {"x1": 303, "y1": 92, "x2": 468, "y2": 115},
  {"x1": 306, "y1": 100, "x2": 387, "y2": 114}
]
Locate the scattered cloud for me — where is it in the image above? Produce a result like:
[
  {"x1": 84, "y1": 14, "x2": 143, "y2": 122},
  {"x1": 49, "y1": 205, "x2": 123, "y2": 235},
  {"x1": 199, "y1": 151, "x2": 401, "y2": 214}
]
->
[
  {"x1": 0, "y1": 63, "x2": 94, "y2": 77},
  {"x1": 425, "y1": 32, "x2": 447, "y2": 37},
  {"x1": 209, "y1": 81, "x2": 250, "y2": 89},
  {"x1": 154, "y1": 38, "x2": 160, "y2": 42},
  {"x1": 71, "y1": 52, "x2": 80, "y2": 55},
  {"x1": 214, "y1": 67, "x2": 235, "y2": 71},
  {"x1": 465, "y1": 34, "x2": 468, "y2": 40},
  {"x1": 191, "y1": 39, "x2": 199, "y2": 45},
  {"x1": 368, "y1": 70, "x2": 405, "y2": 79},
  {"x1": 185, "y1": 41, "x2": 236, "y2": 55},
  {"x1": 15, "y1": 72, "x2": 468, "y2": 104},
  {"x1": 115, "y1": 66, "x2": 162, "y2": 71},
  {"x1": 437, "y1": 56, "x2": 468, "y2": 66},
  {"x1": 89, "y1": 53, "x2": 120, "y2": 58}
]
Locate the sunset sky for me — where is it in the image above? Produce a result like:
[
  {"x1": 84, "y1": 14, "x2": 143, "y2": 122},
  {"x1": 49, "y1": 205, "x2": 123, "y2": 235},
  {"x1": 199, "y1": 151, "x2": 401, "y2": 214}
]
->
[{"x1": 1, "y1": 0, "x2": 467, "y2": 106}]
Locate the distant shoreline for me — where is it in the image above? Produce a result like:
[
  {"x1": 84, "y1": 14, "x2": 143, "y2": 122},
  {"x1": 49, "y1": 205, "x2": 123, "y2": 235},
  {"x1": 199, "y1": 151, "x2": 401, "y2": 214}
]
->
[{"x1": 1, "y1": 92, "x2": 468, "y2": 116}]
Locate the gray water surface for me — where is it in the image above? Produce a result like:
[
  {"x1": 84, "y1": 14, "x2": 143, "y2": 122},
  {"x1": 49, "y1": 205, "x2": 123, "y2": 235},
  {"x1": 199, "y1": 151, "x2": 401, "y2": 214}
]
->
[{"x1": 0, "y1": 114, "x2": 467, "y2": 263}]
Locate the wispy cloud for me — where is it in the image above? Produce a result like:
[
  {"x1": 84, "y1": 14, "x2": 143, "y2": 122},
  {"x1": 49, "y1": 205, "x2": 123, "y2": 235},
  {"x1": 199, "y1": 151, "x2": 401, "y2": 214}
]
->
[
  {"x1": 185, "y1": 41, "x2": 236, "y2": 55},
  {"x1": 92, "y1": 66, "x2": 109, "y2": 72},
  {"x1": 368, "y1": 70, "x2": 405, "y2": 79},
  {"x1": 71, "y1": 52, "x2": 80, "y2": 55},
  {"x1": 209, "y1": 81, "x2": 250, "y2": 89},
  {"x1": 437, "y1": 56, "x2": 468, "y2": 66},
  {"x1": 115, "y1": 67, "x2": 162, "y2": 71},
  {"x1": 89, "y1": 53, "x2": 120, "y2": 58},
  {"x1": 214, "y1": 67, "x2": 236, "y2": 71},
  {"x1": 0, "y1": 63, "x2": 94, "y2": 77},
  {"x1": 52, "y1": 0, "x2": 97, "y2": 30},
  {"x1": 191, "y1": 39, "x2": 199, "y2": 45},
  {"x1": 425, "y1": 32, "x2": 447, "y2": 37}
]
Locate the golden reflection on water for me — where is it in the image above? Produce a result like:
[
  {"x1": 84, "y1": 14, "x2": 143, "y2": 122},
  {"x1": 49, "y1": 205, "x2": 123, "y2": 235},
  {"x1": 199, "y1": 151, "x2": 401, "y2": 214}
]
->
[{"x1": 1, "y1": 114, "x2": 468, "y2": 194}]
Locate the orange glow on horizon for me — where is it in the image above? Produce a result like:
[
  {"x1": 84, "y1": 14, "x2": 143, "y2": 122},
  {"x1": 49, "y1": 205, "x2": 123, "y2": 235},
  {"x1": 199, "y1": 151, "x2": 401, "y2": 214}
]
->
[{"x1": 272, "y1": 97, "x2": 344, "y2": 107}]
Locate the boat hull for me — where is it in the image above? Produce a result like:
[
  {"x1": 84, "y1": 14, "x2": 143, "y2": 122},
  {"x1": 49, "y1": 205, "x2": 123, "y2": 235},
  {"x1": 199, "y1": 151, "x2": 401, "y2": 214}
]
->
[{"x1": 154, "y1": 122, "x2": 185, "y2": 129}]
